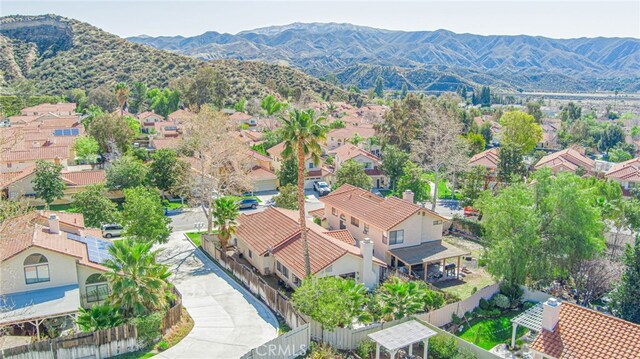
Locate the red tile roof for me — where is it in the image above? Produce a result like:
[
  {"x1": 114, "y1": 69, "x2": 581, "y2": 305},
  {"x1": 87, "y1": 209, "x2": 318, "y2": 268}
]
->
[
  {"x1": 324, "y1": 230, "x2": 356, "y2": 245},
  {"x1": 152, "y1": 138, "x2": 182, "y2": 150},
  {"x1": 61, "y1": 170, "x2": 106, "y2": 186},
  {"x1": 320, "y1": 184, "x2": 445, "y2": 231},
  {"x1": 530, "y1": 302, "x2": 640, "y2": 359},
  {"x1": 20, "y1": 103, "x2": 76, "y2": 115},
  {"x1": 1, "y1": 146, "x2": 71, "y2": 162},
  {"x1": 330, "y1": 144, "x2": 380, "y2": 163},
  {"x1": 0, "y1": 211, "x2": 107, "y2": 271},
  {"x1": 248, "y1": 166, "x2": 277, "y2": 180},
  {"x1": 267, "y1": 142, "x2": 286, "y2": 159},
  {"x1": 229, "y1": 112, "x2": 254, "y2": 122},
  {"x1": 0, "y1": 165, "x2": 36, "y2": 188},
  {"x1": 327, "y1": 125, "x2": 376, "y2": 141},
  {"x1": 606, "y1": 157, "x2": 640, "y2": 182},
  {"x1": 535, "y1": 147, "x2": 594, "y2": 173},
  {"x1": 138, "y1": 111, "x2": 163, "y2": 120},
  {"x1": 468, "y1": 148, "x2": 499, "y2": 169}
]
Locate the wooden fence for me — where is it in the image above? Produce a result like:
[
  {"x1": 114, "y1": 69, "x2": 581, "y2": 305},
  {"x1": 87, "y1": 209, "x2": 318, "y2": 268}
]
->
[
  {"x1": 1, "y1": 289, "x2": 183, "y2": 359},
  {"x1": 202, "y1": 240, "x2": 306, "y2": 329},
  {"x1": 241, "y1": 324, "x2": 310, "y2": 359}
]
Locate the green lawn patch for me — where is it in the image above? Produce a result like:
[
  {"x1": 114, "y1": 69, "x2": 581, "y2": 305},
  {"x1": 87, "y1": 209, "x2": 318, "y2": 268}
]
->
[
  {"x1": 185, "y1": 231, "x2": 217, "y2": 247},
  {"x1": 457, "y1": 310, "x2": 528, "y2": 350},
  {"x1": 34, "y1": 203, "x2": 78, "y2": 212},
  {"x1": 162, "y1": 201, "x2": 184, "y2": 210},
  {"x1": 422, "y1": 173, "x2": 461, "y2": 200}
]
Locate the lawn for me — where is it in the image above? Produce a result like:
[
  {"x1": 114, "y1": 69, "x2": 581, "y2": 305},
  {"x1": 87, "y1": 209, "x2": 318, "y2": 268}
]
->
[
  {"x1": 162, "y1": 200, "x2": 184, "y2": 210},
  {"x1": 422, "y1": 173, "x2": 461, "y2": 200},
  {"x1": 185, "y1": 231, "x2": 217, "y2": 247},
  {"x1": 34, "y1": 203, "x2": 78, "y2": 212},
  {"x1": 457, "y1": 310, "x2": 528, "y2": 350}
]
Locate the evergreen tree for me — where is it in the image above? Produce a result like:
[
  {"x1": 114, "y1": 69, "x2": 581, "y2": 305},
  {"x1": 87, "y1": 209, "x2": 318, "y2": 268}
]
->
[
  {"x1": 400, "y1": 83, "x2": 408, "y2": 99},
  {"x1": 128, "y1": 82, "x2": 147, "y2": 114},
  {"x1": 374, "y1": 77, "x2": 384, "y2": 98},
  {"x1": 497, "y1": 146, "x2": 527, "y2": 183},
  {"x1": 612, "y1": 238, "x2": 640, "y2": 324}
]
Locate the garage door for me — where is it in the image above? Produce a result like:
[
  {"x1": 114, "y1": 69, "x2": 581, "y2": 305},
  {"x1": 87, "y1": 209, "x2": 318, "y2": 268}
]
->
[
  {"x1": 304, "y1": 177, "x2": 321, "y2": 189},
  {"x1": 254, "y1": 178, "x2": 278, "y2": 192}
]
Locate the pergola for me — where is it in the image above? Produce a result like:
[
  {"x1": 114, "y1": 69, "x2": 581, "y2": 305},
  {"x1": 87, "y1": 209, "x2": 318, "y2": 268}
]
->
[
  {"x1": 388, "y1": 241, "x2": 470, "y2": 281},
  {"x1": 368, "y1": 320, "x2": 437, "y2": 359},
  {"x1": 510, "y1": 303, "x2": 544, "y2": 348},
  {"x1": 0, "y1": 285, "x2": 80, "y2": 339}
]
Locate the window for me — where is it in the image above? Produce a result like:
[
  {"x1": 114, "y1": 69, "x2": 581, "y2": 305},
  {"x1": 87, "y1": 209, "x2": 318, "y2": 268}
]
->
[
  {"x1": 276, "y1": 261, "x2": 289, "y2": 278},
  {"x1": 332, "y1": 207, "x2": 337, "y2": 216},
  {"x1": 24, "y1": 254, "x2": 50, "y2": 284},
  {"x1": 389, "y1": 230, "x2": 404, "y2": 245},
  {"x1": 248, "y1": 250, "x2": 253, "y2": 258},
  {"x1": 363, "y1": 162, "x2": 372, "y2": 169},
  {"x1": 351, "y1": 216, "x2": 359, "y2": 227},
  {"x1": 364, "y1": 223, "x2": 369, "y2": 234},
  {"x1": 433, "y1": 220, "x2": 443, "y2": 225},
  {"x1": 308, "y1": 162, "x2": 314, "y2": 169},
  {"x1": 85, "y1": 274, "x2": 109, "y2": 302}
]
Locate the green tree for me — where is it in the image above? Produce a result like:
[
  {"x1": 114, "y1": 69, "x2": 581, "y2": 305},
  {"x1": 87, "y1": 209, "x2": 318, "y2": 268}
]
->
[
  {"x1": 277, "y1": 156, "x2": 300, "y2": 187},
  {"x1": 292, "y1": 277, "x2": 371, "y2": 330},
  {"x1": 476, "y1": 183, "x2": 541, "y2": 286},
  {"x1": 479, "y1": 122, "x2": 493, "y2": 145},
  {"x1": 234, "y1": 98, "x2": 246, "y2": 113},
  {"x1": 67, "y1": 89, "x2": 88, "y2": 112},
  {"x1": 114, "y1": 82, "x2": 130, "y2": 115},
  {"x1": 103, "y1": 239, "x2": 174, "y2": 318},
  {"x1": 526, "y1": 102, "x2": 543, "y2": 122},
  {"x1": 72, "y1": 185, "x2": 118, "y2": 227},
  {"x1": 281, "y1": 109, "x2": 328, "y2": 276},
  {"x1": 33, "y1": 161, "x2": 65, "y2": 209},
  {"x1": 88, "y1": 86, "x2": 118, "y2": 112},
  {"x1": 335, "y1": 160, "x2": 372, "y2": 190},
  {"x1": 609, "y1": 146, "x2": 633, "y2": 163},
  {"x1": 212, "y1": 197, "x2": 239, "y2": 249},
  {"x1": 460, "y1": 166, "x2": 488, "y2": 207},
  {"x1": 375, "y1": 277, "x2": 440, "y2": 321},
  {"x1": 599, "y1": 123, "x2": 625, "y2": 155},
  {"x1": 497, "y1": 146, "x2": 526, "y2": 183},
  {"x1": 76, "y1": 304, "x2": 123, "y2": 332},
  {"x1": 261, "y1": 95, "x2": 286, "y2": 116},
  {"x1": 106, "y1": 155, "x2": 149, "y2": 190},
  {"x1": 381, "y1": 145, "x2": 409, "y2": 192},
  {"x1": 128, "y1": 82, "x2": 147, "y2": 114},
  {"x1": 560, "y1": 102, "x2": 582, "y2": 124},
  {"x1": 466, "y1": 132, "x2": 486, "y2": 156},
  {"x1": 148, "y1": 149, "x2": 186, "y2": 199},
  {"x1": 273, "y1": 183, "x2": 299, "y2": 210},
  {"x1": 73, "y1": 136, "x2": 100, "y2": 164},
  {"x1": 396, "y1": 161, "x2": 430, "y2": 203},
  {"x1": 374, "y1": 77, "x2": 384, "y2": 98},
  {"x1": 120, "y1": 186, "x2": 171, "y2": 244},
  {"x1": 500, "y1": 111, "x2": 542, "y2": 153},
  {"x1": 612, "y1": 238, "x2": 640, "y2": 324},
  {"x1": 400, "y1": 83, "x2": 408, "y2": 99},
  {"x1": 87, "y1": 113, "x2": 135, "y2": 156}
]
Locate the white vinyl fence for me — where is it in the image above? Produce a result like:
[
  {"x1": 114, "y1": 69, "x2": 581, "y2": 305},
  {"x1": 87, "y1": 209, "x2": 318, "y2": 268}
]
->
[
  {"x1": 416, "y1": 283, "x2": 501, "y2": 327},
  {"x1": 241, "y1": 324, "x2": 310, "y2": 359}
]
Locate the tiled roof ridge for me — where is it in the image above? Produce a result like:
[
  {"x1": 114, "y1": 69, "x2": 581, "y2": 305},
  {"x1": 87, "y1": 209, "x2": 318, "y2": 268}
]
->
[{"x1": 563, "y1": 301, "x2": 640, "y2": 329}]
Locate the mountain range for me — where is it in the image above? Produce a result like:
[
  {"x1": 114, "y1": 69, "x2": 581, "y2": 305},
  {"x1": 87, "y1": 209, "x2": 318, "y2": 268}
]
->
[
  {"x1": 0, "y1": 15, "x2": 355, "y2": 103},
  {"x1": 129, "y1": 23, "x2": 640, "y2": 92}
]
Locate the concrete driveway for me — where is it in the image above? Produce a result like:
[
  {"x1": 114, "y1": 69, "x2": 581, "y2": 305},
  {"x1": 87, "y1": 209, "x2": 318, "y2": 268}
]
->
[{"x1": 154, "y1": 232, "x2": 278, "y2": 359}]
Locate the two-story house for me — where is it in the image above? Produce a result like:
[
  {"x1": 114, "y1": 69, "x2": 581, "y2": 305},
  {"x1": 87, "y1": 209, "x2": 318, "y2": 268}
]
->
[
  {"x1": 0, "y1": 211, "x2": 112, "y2": 337},
  {"x1": 320, "y1": 184, "x2": 469, "y2": 282},
  {"x1": 247, "y1": 150, "x2": 279, "y2": 192},
  {"x1": 329, "y1": 144, "x2": 387, "y2": 189},
  {"x1": 267, "y1": 141, "x2": 332, "y2": 189},
  {"x1": 233, "y1": 207, "x2": 385, "y2": 289}
]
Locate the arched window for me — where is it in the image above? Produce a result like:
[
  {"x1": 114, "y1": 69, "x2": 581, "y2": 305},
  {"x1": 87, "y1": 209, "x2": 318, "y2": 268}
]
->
[
  {"x1": 85, "y1": 274, "x2": 109, "y2": 303},
  {"x1": 24, "y1": 254, "x2": 50, "y2": 284}
]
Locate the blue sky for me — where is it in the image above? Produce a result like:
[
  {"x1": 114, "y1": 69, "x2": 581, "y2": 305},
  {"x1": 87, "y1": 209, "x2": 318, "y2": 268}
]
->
[{"x1": 2, "y1": 1, "x2": 639, "y2": 39}]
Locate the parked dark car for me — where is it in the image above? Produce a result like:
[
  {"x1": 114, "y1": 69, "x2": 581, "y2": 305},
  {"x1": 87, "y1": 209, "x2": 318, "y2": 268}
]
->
[{"x1": 238, "y1": 198, "x2": 259, "y2": 209}]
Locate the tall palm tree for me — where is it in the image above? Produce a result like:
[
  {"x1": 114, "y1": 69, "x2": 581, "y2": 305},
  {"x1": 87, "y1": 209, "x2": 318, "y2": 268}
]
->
[
  {"x1": 102, "y1": 239, "x2": 173, "y2": 318},
  {"x1": 114, "y1": 82, "x2": 130, "y2": 116},
  {"x1": 213, "y1": 196, "x2": 240, "y2": 249},
  {"x1": 281, "y1": 109, "x2": 328, "y2": 276}
]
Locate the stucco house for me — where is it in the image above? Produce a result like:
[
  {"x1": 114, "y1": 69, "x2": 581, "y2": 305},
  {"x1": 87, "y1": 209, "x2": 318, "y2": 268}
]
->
[
  {"x1": 329, "y1": 144, "x2": 387, "y2": 189},
  {"x1": 247, "y1": 150, "x2": 279, "y2": 192},
  {"x1": 326, "y1": 125, "x2": 379, "y2": 155},
  {"x1": 267, "y1": 141, "x2": 332, "y2": 189},
  {"x1": 233, "y1": 207, "x2": 385, "y2": 289},
  {"x1": 605, "y1": 157, "x2": 640, "y2": 195},
  {"x1": 0, "y1": 211, "x2": 112, "y2": 337},
  {"x1": 320, "y1": 184, "x2": 469, "y2": 282},
  {"x1": 535, "y1": 147, "x2": 594, "y2": 175}
]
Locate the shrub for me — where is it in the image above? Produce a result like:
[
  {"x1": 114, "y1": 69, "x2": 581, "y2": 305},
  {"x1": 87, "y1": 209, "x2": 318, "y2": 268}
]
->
[
  {"x1": 451, "y1": 313, "x2": 462, "y2": 325},
  {"x1": 133, "y1": 312, "x2": 164, "y2": 346},
  {"x1": 477, "y1": 258, "x2": 487, "y2": 267},
  {"x1": 479, "y1": 298, "x2": 493, "y2": 311},
  {"x1": 356, "y1": 339, "x2": 375, "y2": 359},
  {"x1": 157, "y1": 340, "x2": 169, "y2": 351},
  {"x1": 313, "y1": 217, "x2": 322, "y2": 225},
  {"x1": 308, "y1": 342, "x2": 341, "y2": 359},
  {"x1": 428, "y1": 336, "x2": 459, "y2": 359},
  {"x1": 522, "y1": 301, "x2": 536, "y2": 311},
  {"x1": 493, "y1": 294, "x2": 510, "y2": 309},
  {"x1": 500, "y1": 282, "x2": 524, "y2": 303}
]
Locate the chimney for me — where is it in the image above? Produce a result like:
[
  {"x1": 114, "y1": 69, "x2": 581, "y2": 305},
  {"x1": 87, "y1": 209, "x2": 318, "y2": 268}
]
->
[
  {"x1": 360, "y1": 238, "x2": 376, "y2": 289},
  {"x1": 541, "y1": 298, "x2": 561, "y2": 332},
  {"x1": 48, "y1": 214, "x2": 60, "y2": 234},
  {"x1": 402, "y1": 189, "x2": 414, "y2": 203}
]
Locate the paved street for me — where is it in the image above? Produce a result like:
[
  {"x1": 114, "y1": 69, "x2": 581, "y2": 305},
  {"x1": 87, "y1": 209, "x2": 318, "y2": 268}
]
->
[{"x1": 154, "y1": 231, "x2": 278, "y2": 359}]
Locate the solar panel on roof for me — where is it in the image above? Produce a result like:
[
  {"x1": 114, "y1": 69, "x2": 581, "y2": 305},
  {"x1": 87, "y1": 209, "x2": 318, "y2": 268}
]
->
[
  {"x1": 53, "y1": 129, "x2": 64, "y2": 136},
  {"x1": 71, "y1": 128, "x2": 79, "y2": 136},
  {"x1": 67, "y1": 233, "x2": 113, "y2": 264}
]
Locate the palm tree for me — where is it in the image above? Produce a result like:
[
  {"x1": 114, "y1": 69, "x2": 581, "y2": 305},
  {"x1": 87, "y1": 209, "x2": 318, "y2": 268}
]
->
[
  {"x1": 212, "y1": 196, "x2": 240, "y2": 249},
  {"x1": 76, "y1": 304, "x2": 123, "y2": 332},
  {"x1": 114, "y1": 82, "x2": 130, "y2": 116},
  {"x1": 281, "y1": 109, "x2": 328, "y2": 276},
  {"x1": 102, "y1": 239, "x2": 174, "y2": 318},
  {"x1": 376, "y1": 277, "x2": 428, "y2": 321}
]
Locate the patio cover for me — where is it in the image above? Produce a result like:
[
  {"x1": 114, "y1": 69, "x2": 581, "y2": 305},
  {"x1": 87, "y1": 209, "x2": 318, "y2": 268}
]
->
[
  {"x1": 368, "y1": 320, "x2": 437, "y2": 351},
  {"x1": 0, "y1": 284, "x2": 80, "y2": 326},
  {"x1": 388, "y1": 241, "x2": 470, "y2": 266},
  {"x1": 509, "y1": 302, "x2": 544, "y2": 348}
]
